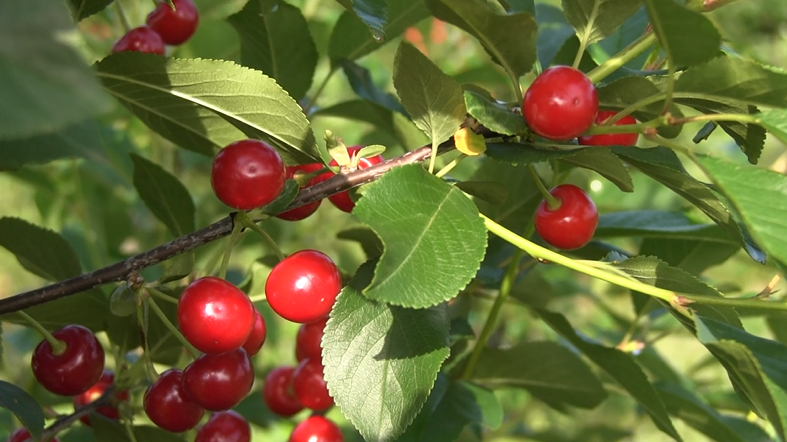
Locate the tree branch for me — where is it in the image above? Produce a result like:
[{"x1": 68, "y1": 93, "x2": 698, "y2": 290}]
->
[{"x1": 0, "y1": 142, "x2": 455, "y2": 315}]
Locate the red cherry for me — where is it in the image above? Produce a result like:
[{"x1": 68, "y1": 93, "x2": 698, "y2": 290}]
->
[
  {"x1": 195, "y1": 410, "x2": 251, "y2": 442},
  {"x1": 73, "y1": 370, "x2": 129, "y2": 426},
  {"x1": 146, "y1": 0, "x2": 199, "y2": 46},
  {"x1": 312, "y1": 146, "x2": 384, "y2": 213},
  {"x1": 241, "y1": 309, "x2": 267, "y2": 357},
  {"x1": 7, "y1": 428, "x2": 60, "y2": 442},
  {"x1": 534, "y1": 184, "x2": 598, "y2": 250},
  {"x1": 265, "y1": 250, "x2": 342, "y2": 323},
  {"x1": 289, "y1": 416, "x2": 343, "y2": 442},
  {"x1": 276, "y1": 163, "x2": 325, "y2": 221},
  {"x1": 177, "y1": 277, "x2": 255, "y2": 354},
  {"x1": 292, "y1": 358, "x2": 333, "y2": 411},
  {"x1": 182, "y1": 349, "x2": 255, "y2": 411},
  {"x1": 211, "y1": 139, "x2": 286, "y2": 210},
  {"x1": 262, "y1": 366, "x2": 303, "y2": 417},
  {"x1": 111, "y1": 26, "x2": 166, "y2": 55},
  {"x1": 295, "y1": 317, "x2": 328, "y2": 362},
  {"x1": 578, "y1": 110, "x2": 639, "y2": 146},
  {"x1": 523, "y1": 66, "x2": 598, "y2": 141},
  {"x1": 31, "y1": 325, "x2": 105, "y2": 396},
  {"x1": 144, "y1": 369, "x2": 205, "y2": 433}
]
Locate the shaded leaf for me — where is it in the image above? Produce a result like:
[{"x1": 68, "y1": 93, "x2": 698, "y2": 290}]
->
[
  {"x1": 323, "y1": 260, "x2": 450, "y2": 442},
  {"x1": 340, "y1": 0, "x2": 388, "y2": 39},
  {"x1": 337, "y1": 227, "x2": 384, "y2": 259},
  {"x1": 677, "y1": 100, "x2": 765, "y2": 164},
  {"x1": 758, "y1": 110, "x2": 787, "y2": 146},
  {"x1": 0, "y1": 217, "x2": 80, "y2": 281},
  {"x1": 145, "y1": 296, "x2": 183, "y2": 365},
  {"x1": 596, "y1": 210, "x2": 740, "y2": 243},
  {"x1": 69, "y1": 0, "x2": 113, "y2": 21},
  {"x1": 0, "y1": 381, "x2": 44, "y2": 442},
  {"x1": 227, "y1": 0, "x2": 318, "y2": 100},
  {"x1": 340, "y1": 59, "x2": 407, "y2": 114},
  {"x1": 158, "y1": 252, "x2": 194, "y2": 284},
  {"x1": 95, "y1": 53, "x2": 318, "y2": 164},
  {"x1": 639, "y1": 237, "x2": 740, "y2": 276},
  {"x1": 464, "y1": 90, "x2": 528, "y2": 136},
  {"x1": 536, "y1": 4, "x2": 575, "y2": 68},
  {"x1": 597, "y1": 76, "x2": 682, "y2": 138},
  {"x1": 559, "y1": 148, "x2": 633, "y2": 192},
  {"x1": 455, "y1": 181, "x2": 509, "y2": 206},
  {"x1": 562, "y1": 0, "x2": 645, "y2": 45},
  {"x1": 471, "y1": 158, "x2": 541, "y2": 232},
  {"x1": 645, "y1": 0, "x2": 721, "y2": 66},
  {"x1": 260, "y1": 179, "x2": 300, "y2": 216},
  {"x1": 11, "y1": 290, "x2": 111, "y2": 332},
  {"x1": 131, "y1": 154, "x2": 195, "y2": 237},
  {"x1": 353, "y1": 165, "x2": 486, "y2": 308}
]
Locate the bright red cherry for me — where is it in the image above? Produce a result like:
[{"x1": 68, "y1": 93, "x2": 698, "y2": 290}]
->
[
  {"x1": 7, "y1": 428, "x2": 60, "y2": 442},
  {"x1": 523, "y1": 66, "x2": 598, "y2": 141},
  {"x1": 111, "y1": 26, "x2": 166, "y2": 55},
  {"x1": 31, "y1": 325, "x2": 105, "y2": 396},
  {"x1": 265, "y1": 250, "x2": 342, "y2": 323},
  {"x1": 195, "y1": 410, "x2": 251, "y2": 442},
  {"x1": 262, "y1": 366, "x2": 303, "y2": 417},
  {"x1": 182, "y1": 349, "x2": 255, "y2": 411},
  {"x1": 211, "y1": 139, "x2": 286, "y2": 210},
  {"x1": 73, "y1": 370, "x2": 129, "y2": 426},
  {"x1": 177, "y1": 277, "x2": 255, "y2": 354},
  {"x1": 241, "y1": 309, "x2": 267, "y2": 357},
  {"x1": 312, "y1": 146, "x2": 384, "y2": 213},
  {"x1": 292, "y1": 358, "x2": 333, "y2": 411},
  {"x1": 289, "y1": 416, "x2": 343, "y2": 442},
  {"x1": 144, "y1": 369, "x2": 205, "y2": 433},
  {"x1": 276, "y1": 163, "x2": 325, "y2": 221},
  {"x1": 296, "y1": 317, "x2": 328, "y2": 362},
  {"x1": 578, "y1": 110, "x2": 639, "y2": 146},
  {"x1": 534, "y1": 184, "x2": 598, "y2": 250},
  {"x1": 146, "y1": 0, "x2": 199, "y2": 46}
]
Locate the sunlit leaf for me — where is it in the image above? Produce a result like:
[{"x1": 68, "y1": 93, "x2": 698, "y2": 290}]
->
[
  {"x1": 645, "y1": 0, "x2": 720, "y2": 66},
  {"x1": 562, "y1": 0, "x2": 645, "y2": 45}
]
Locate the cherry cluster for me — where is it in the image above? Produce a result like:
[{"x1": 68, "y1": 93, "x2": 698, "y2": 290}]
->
[
  {"x1": 112, "y1": 0, "x2": 199, "y2": 55},
  {"x1": 521, "y1": 65, "x2": 639, "y2": 250}
]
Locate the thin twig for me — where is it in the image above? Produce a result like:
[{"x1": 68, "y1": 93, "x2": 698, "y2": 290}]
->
[{"x1": 21, "y1": 389, "x2": 114, "y2": 442}]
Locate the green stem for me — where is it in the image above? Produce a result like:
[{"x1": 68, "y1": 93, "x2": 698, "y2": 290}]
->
[
  {"x1": 507, "y1": 71, "x2": 524, "y2": 106},
  {"x1": 237, "y1": 211, "x2": 285, "y2": 262},
  {"x1": 145, "y1": 286, "x2": 178, "y2": 305},
  {"x1": 435, "y1": 154, "x2": 467, "y2": 178},
  {"x1": 124, "y1": 417, "x2": 140, "y2": 442},
  {"x1": 428, "y1": 141, "x2": 439, "y2": 174},
  {"x1": 527, "y1": 165, "x2": 560, "y2": 209},
  {"x1": 587, "y1": 32, "x2": 657, "y2": 84},
  {"x1": 219, "y1": 213, "x2": 246, "y2": 279},
  {"x1": 584, "y1": 119, "x2": 663, "y2": 135},
  {"x1": 137, "y1": 301, "x2": 160, "y2": 382},
  {"x1": 145, "y1": 294, "x2": 200, "y2": 358},
  {"x1": 303, "y1": 67, "x2": 338, "y2": 116},
  {"x1": 248, "y1": 293, "x2": 267, "y2": 303},
  {"x1": 572, "y1": 1, "x2": 601, "y2": 70},
  {"x1": 114, "y1": 1, "x2": 131, "y2": 33},
  {"x1": 19, "y1": 311, "x2": 66, "y2": 355}
]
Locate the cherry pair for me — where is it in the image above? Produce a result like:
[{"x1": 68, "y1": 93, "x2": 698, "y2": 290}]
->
[{"x1": 112, "y1": 0, "x2": 199, "y2": 55}]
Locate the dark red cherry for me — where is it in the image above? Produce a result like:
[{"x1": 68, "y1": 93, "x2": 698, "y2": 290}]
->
[
  {"x1": 146, "y1": 0, "x2": 199, "y2": 46},
  {"x1": 262, "y1": 366, "x2": 303, "y2": 417},
  {"x1": 241, "y1": 309, "x2": 267, "y2": 357},
  {"x1": 144, "y1": 369, "x2": 205, "y2": 433},
  {"x1": 111, "y1": 26, "x2": 165, "y2": 55},
  {"x1": 292, "y1": 357, "x2": 333, "y2": 411},
  {"x1": 289, "y1": 416, "x2": 343, "y2": 442},
  {"x1": 195, "y1": 410, "x2": 251, "y2": 442},
  {"x1": 31, "y1": 325, "x2": 105, "y2": 396},
  {"x1": 296, "y1": 317, "x2": 328, "y2": 362},
  {"x1": 182, "y1": 349, "x2": 255, "y2": 411},
  {"x1": 7, "y1": 428, "x2": 60, "y2": 442}
]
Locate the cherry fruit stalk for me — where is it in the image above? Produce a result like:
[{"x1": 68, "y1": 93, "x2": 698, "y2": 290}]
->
[
  {"x1": 578, "y1": 110, "x2": 639, "y2": 146},
  {"x1": 534, "y1": 184, "x2": 598, "y2": 250}
]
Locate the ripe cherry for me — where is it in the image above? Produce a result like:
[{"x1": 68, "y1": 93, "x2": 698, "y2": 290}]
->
[
  {"x1": 241, "y1": 309, "x2": 267, "y2": 357},
  {"x1": 312, "y1": 146, "x2": 384, "y2": 213},
  {"x1": 195, "y1": 410, "x2": 251, "y2": 442},
  {"x1": 523, "y1": 66, "x2": 598, "y2": 141},
  {"x1": 31, "y1": 324, "x2": 105, "y2": 396},
  {"x1": 289, "y1": 416, "x2": 344, "y2": 442},
  {"x1": 111, "y1": 26, "x2": 165, "y2": 55},
  {"x1": 7, "y1": 428, "x2": 60, "y2": 442},
  {"x1": 144, "y1": 369, "x2": 205, "y2": 433},
  {"x1": 182, "y1": 349, "x2": 255, "y2": 411},
  {"x1": 211, "y1": 139, "x2": 286, "y2": 210},
  {"x1": 296, "y1": 317, "x2": 328, "y2": 362},
  {"x1": 72, "y1": 370, "x2": 129, "y2": 426},
  {"x1": 146, "y1": 0, "x2": 199, "y2": 46},
  {"x1": 534, "y1": 184, "x2": 598, "y2": 250},
  {"x1": 265, "y1": 250, "x2": 342, "y2": 323},
  {"x1": 262, "y1": 366, "x2": 303, "y2": 417},
  {"x1": 276, "y1": 163, "x2": 325, "y2": 221},
  {"x1": 177, "y1": 276, "x2": 255, "y2": 354},
  {"x1": 292, "y1": 357, "x2": 333, "y2": 411},
  {"x1": 578, "y1": 110, "x2": 639, "y2": 146}
]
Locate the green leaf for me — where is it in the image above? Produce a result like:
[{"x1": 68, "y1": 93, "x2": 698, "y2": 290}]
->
[
  {"x1": 677, "y1": 100, "x2": 765, "y2": 164},
  {"x1": 337, "y1": 227, "x2": 384, "y2": 259},
  {"x1": 131, "y1": 154, "x2": 195, "y2": 237},
  {"x1": 597, "y1": 76, "x2": 682, "y2": 138},
  {"x1": 260, "y1": 179, "x2": 300, "y2": 216},
  {"x1": 110, "y1": 284, "x2": 137, "y2": 317},
  {"x1": 338, "y1": 0, "x2": 388, "y2": 39},
  {"x1": 145, "y1": 297, "x2": 183, "y2": 365},
  {"x1": 644, "y1": 0, "x2": 721, "y2": 66},
  {"x1": 0, "y1": 217, "x2": 80, "y2": 280},
  {"x1": 562, "y1": 0, "x2": 645, "y2": 46},
  {"x1": 95, "y1": 53, "x2": 318, "y2": 164},
  {"x1": 758, "y1": 109, "x2": 787, "y2": 146},
  {"x1": 485, "y1": 143, "x2": 582, "y2": 165},
  {"x1": 655, "y1": 380, "x2": 770, "y2": 442},
  {"x1": 612, "y1": 146, "x2": 765, "y2": 263},
  {"x1": 68, "y1": 0, "x2": 113, "y2": 21},
  {"x1": 323, "y1": 260, "x2": 450, "y2": 442},
  {"x1": 595, "y1": 210, "x2": 739, "y2": 242},
  {"x1": 454, "y1": 181, "x2": 509, "y2": 207},
  {"x1": 695, "y1": 315, "x2": 787, "y2": 441},
  {"x1": 329, "y1": 0, "x2": 429, "y2": 62},
  {"x1": 93, "y1": 418, "x2": 186, "y2": 442},
  {"x1": 227, "y1": 0, "x2": 317, "y2": 100},
  {"x1": 158, "y1": 252, "x2": 194, "y2": 284},
  {"x1": 559, "y1": 148, "x2": 633, "y2": 192},
  {"x1": 340, "y1": 59, "x2": 407, "y2": 114},
  {"x1": 0, "y1": 381, "x2": 44, "y2": 442},
  {"x1": 393, "y1": 42, "x2": 466, "y2": 145},
  {"x1": 10, "y1": 290, "x2": 111, "y2": 331},
  {"x1": 0, "y1": 0, "x2": 110, "y2": 140},
  {"x1": 674, "y1": 57, "x2": 787, "y2": 108},
  {"x1": 471, "y1": 158, "x2": 541, "y2": 232},
  {"x1": 473, "y1": 341, "x2": 608, "y2": 409},
  {"x1": 612, "y1": 256, "x2": 742, "y2": 328},
  {"x1": 353, "y1": 165, "x2": 487, "y2": 308},
  {"x1": 425, "y1": 0, "x2": 538, "y2": 78},
  {"x1": 696, "y1": 154, "x2": 787, "y2": 269},
  {"x1": 639, "y1": 238, "x2": 740, "y2": 276},
  {"x1": 464, "y1": 90, "x2": 528, "y2": 136},
  {"x1": 536, "y1": 4, "x2": 575, "y2": 68},
  {"x1": 534, "y1": 308, "x2": 683, "y2": 441}
]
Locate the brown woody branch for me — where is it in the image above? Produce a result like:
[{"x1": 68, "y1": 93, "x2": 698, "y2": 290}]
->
[{"x1": 0, "y1": 142, "x2": 456, "y2": 315}]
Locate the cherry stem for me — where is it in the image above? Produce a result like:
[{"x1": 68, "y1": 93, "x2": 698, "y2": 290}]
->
[
  {"x1": 248, "y1": 293, "x2": 267, "y2": 303},
  {"x1": 114, "y1": 1, "x2": 131, "y2": 34},
  {"x1": 527, "y1": 165, "x2": 560, "y2": 210},
  {"x1": 18, "y1": 311, "x2": 67, "y2": 355},
  {"x1": 137, "y1": 301, "x2": 161, "y2": 383},
  {"x1": 571, "y1": 0, "x2": 601, "y2": 70},
  {"x1": 219, "y1": 212, "x2": 245, "y2": 280},
  {"x1": 435, "y1": 153, "x2": 467, "y2": 178},
  {"x1": 586, "y1": 32, "x2": 657, "y2": 84},
  {"x1": 145, "y1": 291, "x2": 200, "y2": 358},
  {"x1": 236, "y1": 211, "x2": 285, "y2": 262},
  {"x1": 145, "y1": 286, "x2": 179, "y2": 305}
]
